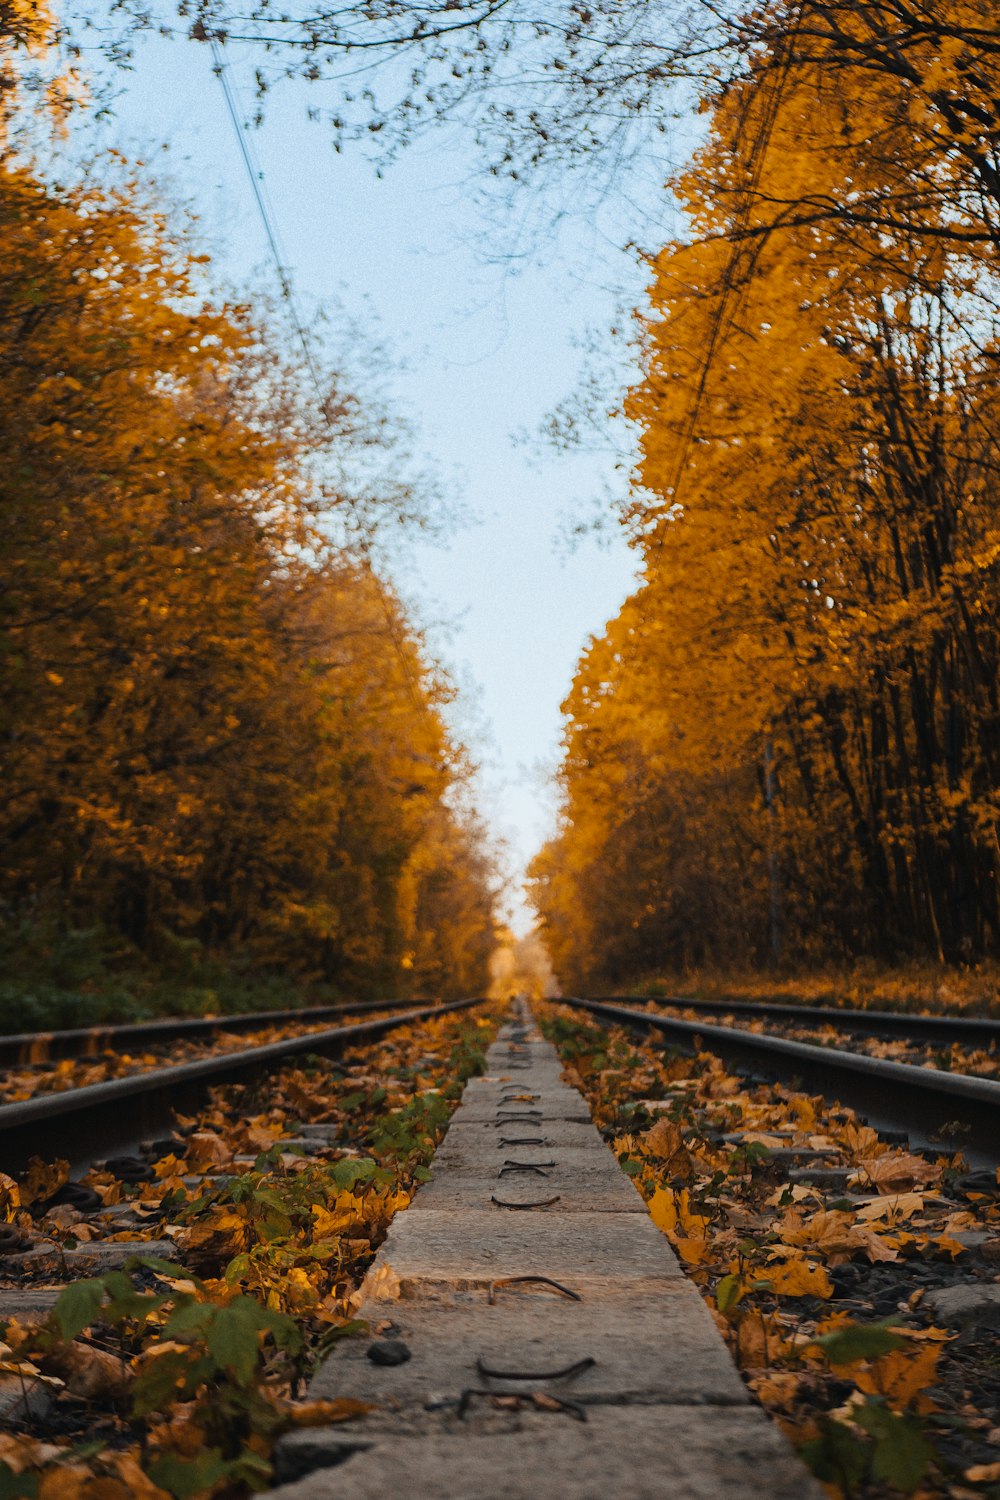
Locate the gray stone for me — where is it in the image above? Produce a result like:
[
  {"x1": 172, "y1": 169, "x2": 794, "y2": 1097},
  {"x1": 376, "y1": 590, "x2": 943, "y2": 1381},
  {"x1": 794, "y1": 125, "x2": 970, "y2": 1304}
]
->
[
  {"x1": 310, "y1": 1289, "x2": 747, "y2": 1407},
  {"x1": 439, "y1": 1119, "x2": 603, "y2": 1152},
  {"x1": 787, "y1": 1168, "x2": 852, "y2": 1189},
  {"x1": 0, "y1": 1237, "x2": 178, "y2": 1271},
  {"x1": 425, "y1": 1144, "x2": 630, "y2": 1177},
  {"x1": 927, "y1": 1283, "x2": 1000, "y2": 1328},
  {"x1": 0, "y1": 1288, "x2": 63, "y2": 1318},
  {"x1": 270, "y1": 1406, "x2": 824, "y2": 1500},
  {"x1": 0, "y1": 1371, "x2": 54, "y2": 1422},
  {"x1": 409, "y1": 1160, "x2": 644, "y2": 1214},
  {"x1": 447, "y1": 1094, "x2": 594, "y2": 1125},
  {"x1": 362, "y1": 1208, "x2": 683, "y2": 1296}
]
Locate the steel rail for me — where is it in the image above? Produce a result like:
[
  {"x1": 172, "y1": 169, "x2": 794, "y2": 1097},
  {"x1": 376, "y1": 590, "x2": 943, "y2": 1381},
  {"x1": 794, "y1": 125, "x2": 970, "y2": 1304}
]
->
[
  {"x1": 560, "y1": 997, "x2": 1000, "y2": 1169},
  {"x1": 0, "y1": 998, "x2": 442, "y2": 1066},
  {"x1": 0, "y1": 998, "x2": 486, "y2": 1174},
  {"x1": 581, "y1": 995, "x2": 1000, "y2": 1046}
]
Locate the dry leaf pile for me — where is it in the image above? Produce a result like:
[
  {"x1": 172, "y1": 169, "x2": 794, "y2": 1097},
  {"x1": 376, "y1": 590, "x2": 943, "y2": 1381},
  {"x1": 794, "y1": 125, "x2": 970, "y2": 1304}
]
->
[
  {"x1": 542, "y1": 1005, "x2": 1000, "y2": 1500},
  {"x1": 0, "y1": 1008, "x2": 497, "y2": 1498}
]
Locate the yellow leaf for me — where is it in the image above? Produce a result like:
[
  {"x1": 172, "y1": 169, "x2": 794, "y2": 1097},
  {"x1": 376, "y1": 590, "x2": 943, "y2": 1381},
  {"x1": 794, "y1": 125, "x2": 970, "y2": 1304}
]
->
[
  {"x1": 764, "y1": 1259, "x2": 833, "y2": 1299},
  {"x1": 966, "y1": 1463, "x2": 1000, "y2": 1483},
  {"x1": 284, "y1": 1398, "x2": 374, "y2": 1427},
  {"x1": 854, "y1": 1344, "x2": 941, "y2": 1414},
  {"x1": 676, "y1": 1237, "x2": 711, "y2": 1265}
]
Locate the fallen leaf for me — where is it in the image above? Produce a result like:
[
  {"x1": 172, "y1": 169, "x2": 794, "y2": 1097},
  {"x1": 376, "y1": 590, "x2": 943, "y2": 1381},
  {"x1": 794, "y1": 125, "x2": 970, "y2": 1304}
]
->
[
  {"x1": 43, "y1": 1340, "x2": 130, "y2": 1399},
  {"x1": 284, "y1": 1398, "x2": 375, "y2": 1426},
  {"x1": 966, "y1": 1462, "x2": 1000, "y2": 1483},
  {"x1": 851, "y1": 1152, "x2": 941, "y2": 1194},
  {"x1": 763, "y1": 1259, "x2": 834, "y2": 1299},
  {"x1": 855, "y1": 1344, "x2": 942, "y2": 1413}
]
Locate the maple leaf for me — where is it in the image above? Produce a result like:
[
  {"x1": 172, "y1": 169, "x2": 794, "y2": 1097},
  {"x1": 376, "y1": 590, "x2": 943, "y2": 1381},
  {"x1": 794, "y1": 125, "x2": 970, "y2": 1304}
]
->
[
  {"x1": 761, "y1": 1259, "x2": 833, "y2": 1299},
  {"x1": 851, "y1": 1154, "x2": 942, "y2": 1194}
]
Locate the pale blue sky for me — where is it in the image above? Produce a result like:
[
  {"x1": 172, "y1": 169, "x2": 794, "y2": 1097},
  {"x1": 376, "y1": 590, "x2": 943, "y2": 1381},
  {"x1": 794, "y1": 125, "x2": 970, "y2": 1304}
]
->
[{"x1": 61, "y1": 15, "x2": 682, "y2": 930}]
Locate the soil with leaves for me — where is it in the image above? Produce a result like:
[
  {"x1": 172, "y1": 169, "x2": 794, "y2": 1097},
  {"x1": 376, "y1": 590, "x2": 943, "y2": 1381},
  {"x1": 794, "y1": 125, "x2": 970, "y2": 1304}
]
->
[
  {"x1": 0, "y1": 1007, "x2": 497, "y2": 1498},
  {"x1": 540, "y1": 1005, "x2": 1000, "y2": 1500}
]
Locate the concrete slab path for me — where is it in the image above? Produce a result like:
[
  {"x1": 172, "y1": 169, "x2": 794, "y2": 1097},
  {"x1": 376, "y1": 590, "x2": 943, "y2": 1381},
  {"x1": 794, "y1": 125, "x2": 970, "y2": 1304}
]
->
[{"x1": 271, "y1": 1006, "x2": 822, "y2": 1499}]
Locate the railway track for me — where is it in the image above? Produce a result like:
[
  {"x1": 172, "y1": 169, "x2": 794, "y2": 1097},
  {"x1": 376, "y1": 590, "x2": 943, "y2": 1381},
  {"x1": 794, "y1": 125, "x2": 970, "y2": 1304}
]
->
[
  {"x1": 0, "y1": 998, "x2": 485, "y2": 1173},
  {"x1": 583, "y1": 993, "x2": 1000, "y2": 1045},
  {"x1": 561, "y1": 996, "x2": 1000, "y2": 1168},
  {"x1": 0, "y1": 996, "x2": 435, "y2": 1066}
]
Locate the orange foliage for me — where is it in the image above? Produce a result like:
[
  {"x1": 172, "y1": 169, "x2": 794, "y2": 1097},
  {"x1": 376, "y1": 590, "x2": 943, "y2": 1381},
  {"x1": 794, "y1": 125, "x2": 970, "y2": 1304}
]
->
[{"x1": 0, "y1": 156, "x2": 497, "y2": 994}]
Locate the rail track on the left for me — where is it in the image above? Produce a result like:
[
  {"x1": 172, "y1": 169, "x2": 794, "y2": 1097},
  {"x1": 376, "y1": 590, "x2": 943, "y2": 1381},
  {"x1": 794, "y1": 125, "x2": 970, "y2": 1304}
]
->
[{"x1": 0, "y1": 998, "x2": 485, "y2": 1175}]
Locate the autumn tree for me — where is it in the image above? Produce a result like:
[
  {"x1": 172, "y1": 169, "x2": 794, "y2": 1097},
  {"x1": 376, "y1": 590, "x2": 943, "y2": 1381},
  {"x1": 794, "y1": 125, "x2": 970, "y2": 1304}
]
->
[
  {"x1": 532, "y1": 13, "x2": 1000, "y2": 980},
  {"x1": 0, "y1": 153, "x2": 498, "y2": 1001}
]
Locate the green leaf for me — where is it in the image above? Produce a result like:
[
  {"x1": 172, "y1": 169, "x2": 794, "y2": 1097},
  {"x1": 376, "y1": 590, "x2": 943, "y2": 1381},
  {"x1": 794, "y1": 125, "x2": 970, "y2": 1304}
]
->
[
  {"x1": 331, "y1": 1158, "x2": 377, "y2": 1192},
  {"x1": 53, "y1": 1278, "x2": 105, "y2": 1340},
  {"x1": 812, "y1": 1319, "x2": 906, "y2": 1366},
  {"x1": 856, "y1": 1402, "x2": 936, "y2": 1493},
  {"x1": 126, "y1": 1253, "x2": 199, "y2": 1285},
  {"x1": 715, "y1": 1274, "x2": 745, "y2": 1315},
  {"x1": 131, "y1": 1348, "x2": 192, "y2": 1417},
  {"x1": 163, "y1": 1300, "x2": 214, "y2": 1339},
  {"x1": 0, "y1": 1463, "x2": 38, "y2": 1500},
  {"x1": 228, "y1": 1450, "x2": 273, "y2": 1492},
  {"x1": 800, "y1": 1416, "x2": 868, "y2": 1490},
  {"x1": 205, "y1": 1298, "x2": 270, "y2": 1384},
  {"x1": 147, "y1": 1449, "x2": 234, "y2": 1500}
]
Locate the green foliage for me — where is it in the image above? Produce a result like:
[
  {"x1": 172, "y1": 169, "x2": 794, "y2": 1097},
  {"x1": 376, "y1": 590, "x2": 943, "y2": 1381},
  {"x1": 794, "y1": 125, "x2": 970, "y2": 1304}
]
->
[
  {"x1": 0, "y1": 1467, "x2": 37, "y2": 1500},
  {"x1": 811, "y1": 1319, "x2": 906, "y2": 1366},
  {"x1": 801, "y1": 1401, "x2": 935, "y2": 1496}
]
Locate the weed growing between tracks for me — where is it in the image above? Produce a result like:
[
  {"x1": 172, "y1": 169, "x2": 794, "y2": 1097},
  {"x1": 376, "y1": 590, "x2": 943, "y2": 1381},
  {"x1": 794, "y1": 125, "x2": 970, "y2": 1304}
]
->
[
  {"x1": 540, "y1": 1005, "x2": 1000, "y2": 1500},
  {"x1": 0, "y1": 1008, "x2": 496, "y2": 1497}
]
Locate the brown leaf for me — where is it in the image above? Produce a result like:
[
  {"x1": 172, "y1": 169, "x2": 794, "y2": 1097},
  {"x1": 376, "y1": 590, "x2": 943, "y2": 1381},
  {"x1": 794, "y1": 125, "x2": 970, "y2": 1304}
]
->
[
  {"x1": 43, "y1": 1341, "x2": 130, "y2": 1400},
  {"x1": 184, "y1": 1131, "x2": 233, "y2": 1170},
  {"x1": 19, "y1": 1157, "x2": 70, "y2": 1209},
  {"x1": 642, "y1": 1116, "x2": 684, "y2": 1160},
  {"x1": 851, "y1": 1152, "x2": 941, "y2": 1194}
]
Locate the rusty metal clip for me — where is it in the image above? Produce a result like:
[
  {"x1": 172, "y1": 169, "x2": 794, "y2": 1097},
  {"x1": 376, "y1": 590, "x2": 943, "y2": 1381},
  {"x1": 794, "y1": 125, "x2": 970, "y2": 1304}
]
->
[{"x1": 487, "y1": 1275, "x2": 582, "y2": 1304}]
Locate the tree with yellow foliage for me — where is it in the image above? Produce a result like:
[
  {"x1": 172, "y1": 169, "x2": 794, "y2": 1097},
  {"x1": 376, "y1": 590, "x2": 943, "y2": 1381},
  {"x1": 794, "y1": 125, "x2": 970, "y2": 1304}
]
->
[
  {"x1": 0, "y1": 152, "x2": 497, "y2": 1006},
  {"x1": 532, "y1": 9, "x2": 1000, "y2": 981}
]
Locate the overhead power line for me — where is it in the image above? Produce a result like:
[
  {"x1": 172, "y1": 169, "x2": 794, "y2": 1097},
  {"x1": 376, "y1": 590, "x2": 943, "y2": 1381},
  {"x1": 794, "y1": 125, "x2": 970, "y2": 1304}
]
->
[{"x1": 207, "y1": 35, "x2": 425, "y2": 710}]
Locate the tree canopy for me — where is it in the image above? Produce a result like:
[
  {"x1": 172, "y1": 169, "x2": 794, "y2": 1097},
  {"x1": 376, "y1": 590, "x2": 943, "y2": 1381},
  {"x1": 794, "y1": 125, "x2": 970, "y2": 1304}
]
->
[
  {"x1": 530, "y1": 4, "x2": 1000, "y2": 983},
  {"x1": 0, "y1": 144, "x2": 498, "y2": 999}
]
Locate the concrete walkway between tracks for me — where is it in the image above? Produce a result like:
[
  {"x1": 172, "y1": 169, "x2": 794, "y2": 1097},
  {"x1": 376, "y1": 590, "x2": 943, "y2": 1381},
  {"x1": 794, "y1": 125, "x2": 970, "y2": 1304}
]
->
[{"x1": 272, "y1": 1005, "x2": 823, "y2": 1500}]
